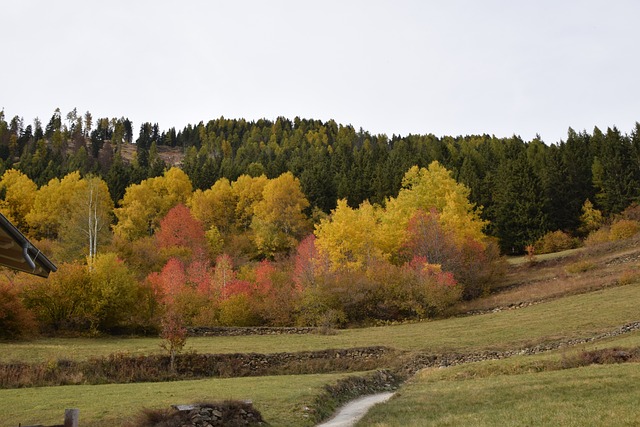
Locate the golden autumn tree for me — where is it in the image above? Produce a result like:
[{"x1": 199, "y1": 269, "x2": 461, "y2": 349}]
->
[
  {"x1": 188, "y1": 178, "x2": 237, "y2": 234},
  {"x1": 113, "y1": 167, "x2": 192, "y2": 240},
  {"x1": 383, "y1": 162, "x2": 502, "y2": 298},
  {"x1": 58, "y1": 175, "x2": 114, "y2": 265},
  {"x1": 0, "y1": 169, "x2": 37, "y2": 231},
  {"x1": 232, "y1": 174, "x2": 268, "y2": 230},
  {"x1": 314, "y1": 199, "x2": 385, "y2": 271},
  {"x1": 314, "y1": 161, "x2": 487, "y2": 269},
  {"x1": 27, "y1": 173, "x2": 79, "y2": 239},
  {"x1": 579, "y1": 199, "x2": 604, "y2": 235},
  {"x1": 251, "y1": 172, "x2": 310, "y2": 257},
  {"x1": 312, "y1": 160, "x2": 501, "y2": 300},
  {"x1": 381, "y1": 161, "x2": 487, "y2": 256}
]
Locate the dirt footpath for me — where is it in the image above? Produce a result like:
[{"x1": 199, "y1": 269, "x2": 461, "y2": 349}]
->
[{"x1": 317, "y1": 392, "x2": 394, "y2": 427}]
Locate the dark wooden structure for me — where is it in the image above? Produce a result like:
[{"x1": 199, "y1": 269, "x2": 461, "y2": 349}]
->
[{"x1": 0, "y1": 213, "x2": 56, "y2": 277}]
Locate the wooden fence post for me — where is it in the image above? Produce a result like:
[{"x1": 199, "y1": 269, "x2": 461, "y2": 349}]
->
[{"x1": 64, "y1": 408, "x2": 79, "y2": 427}]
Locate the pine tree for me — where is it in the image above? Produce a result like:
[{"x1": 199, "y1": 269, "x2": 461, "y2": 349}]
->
[
  {"x1": 592, "y1": 127, "x2": 640, "y2": 215},
  {"x1": 489, "y1": 150, "x2": 548, "y2": 254}
]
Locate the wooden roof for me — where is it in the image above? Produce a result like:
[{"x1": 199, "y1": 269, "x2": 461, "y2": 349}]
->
[{"x1": 0, "y1": 213, "x2": 56, "y2": 278}]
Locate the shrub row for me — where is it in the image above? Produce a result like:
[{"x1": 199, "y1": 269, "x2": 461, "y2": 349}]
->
[
  {"x1": 0, "y1": 346, "x2": 397, "y2": 389},
  {"x1": 559, "y1": 347, "x2": 640, "y2": 369}
]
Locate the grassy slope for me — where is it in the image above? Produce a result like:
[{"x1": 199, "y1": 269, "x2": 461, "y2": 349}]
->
[
  {"x1": 2, "y1": 237, "x2": 640, "y2": 426},
  {"x1": 0, "y1": 373, "x2": 351, "y2": 427},
  {"x1": 358, "y1": 239, "x2": 640, "y2": 426},
  {"x1": 359, "y1": 363, "x2": 640, "y2": 426},
  {"x1": 3, "y1": 281, "x2": 640, "y2": 364}
]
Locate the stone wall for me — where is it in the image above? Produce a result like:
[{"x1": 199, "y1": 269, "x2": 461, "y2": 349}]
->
[
  {"x1": 400, "y1": 320, "x2": 640, "y2": 375},
  {"x1": 174, "y1": 346, "x2": 396, "y2": 377},
  {"x1": 0, "y1": 346, "x2": 399, "y2": 389},
  {"x1": 187, "y1": 326, "x2": 317, "y2": 336}
]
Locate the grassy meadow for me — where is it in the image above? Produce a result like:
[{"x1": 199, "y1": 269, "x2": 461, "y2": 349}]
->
[
  {"x1": 0, "y1": 373, "x2": 352, "y2": 427},
  {"x1": 359, "y1": 362, "x2": 640, "y2": 426},
  {"x1": 2, "y1": 239, "x2": 640, "y2": 426}
]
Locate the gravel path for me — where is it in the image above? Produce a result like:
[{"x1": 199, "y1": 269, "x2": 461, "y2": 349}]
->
[{"x1": 316, "y1": 392, "x2": 394, "y2": 427}]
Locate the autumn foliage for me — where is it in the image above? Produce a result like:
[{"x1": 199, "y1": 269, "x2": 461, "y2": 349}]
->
[
  {"x1": 314, "y1": 162, "x2": 504, "y2": 301},
  {"x1": 1, "y1": 161, "x2": 509, "y2": 335},
  {"x1": 6, "y1": 111, "x2": 640, "y2": 336},
  {"x1": 156, "y1": 204, "x2": 208, "y2": 262},
  {"x1": 0, "y1": 282, "x2": 37, "y2": 339},
  {"x1": 21, "y1": 254, "x2": 144, "y2": 334}
]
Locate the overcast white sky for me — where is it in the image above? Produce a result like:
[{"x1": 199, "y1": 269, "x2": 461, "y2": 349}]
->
[{"x1": 2, "y1": 1, "x2": 639, "y2": 144}]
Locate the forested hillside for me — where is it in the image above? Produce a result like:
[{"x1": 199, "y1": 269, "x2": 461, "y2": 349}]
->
[
  {"x1": 2, "y1": 108, "x2": 638, "y2": 254},
  {"x1": 1, "y1": 107, "x2": 639, "y2": 336}
]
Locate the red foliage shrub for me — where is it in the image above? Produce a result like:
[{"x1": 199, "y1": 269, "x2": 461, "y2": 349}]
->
[
  {"x1": 401, "y1": 209, "x2": 458, "y2": 266},
  {"x1": 254, "y1": 260, "x2": 276, "y2": 295},
  {"x1": 156, "y1": 204, "x2": 208, "y2": 261},
  {"x1": 221, "y1": 279, "x2": 253, "y2": 299},
  {"x1": 186, "y1": 260, "x2": 213, "y2": 296},
  {"x1": 160, "y1": 309, "x2": 187, "y2": 372},
  {"x1": 251, "y1": 260, "x2": 300, "y2": 326},
  {"x1": 292, "y1": 235, "x2": 320, "y2": 289},
  {"x1": 297, "y1": 256, "x2": 462, "y2": 326},
  {"x1": 402, "y1": 209, "x2": 505, "y2": 299},
  {"x1": 148, "y1": 258, "x2": 187, "y2": 304},
  {"x1": 0, "y1": 283, "x2": 37, "y2": 340}
]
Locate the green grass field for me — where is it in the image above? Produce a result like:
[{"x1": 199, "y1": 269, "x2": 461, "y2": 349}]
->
[
  {"x1": 2, "y1": 239, "x2": 640, "y2": 426},
  {"x1": 0, "y1": 373, "x2": 351, "y2": 427},
  {"x1": 359, "y1": 362, "x2": 640, "y2": 426}
]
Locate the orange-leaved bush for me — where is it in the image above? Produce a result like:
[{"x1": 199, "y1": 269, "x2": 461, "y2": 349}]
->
[
  {"x1": 0, "y1": 282, "x2": 37, "y2": 339},
  {"x1": 534, "y1": 230, "x2": 579, "y2": 254},
  {"x1": 292, "y1": 234, "x2": 320, "y2": 290},
  {"x1": 148, "y1": 258, "x2": 187, "y2": 304},
  {"x1": 156, "y1": 203, "x2": 208, "y2": 262},
  {"x1": 296, "y1": 255, "x2": 462, "y2": 326},
  {"x1": 252, "y1": 260, "x2": 300, "y2": 326},
  {"x1": 609, "y1": 219, "x2": 640, "y2": 241}
]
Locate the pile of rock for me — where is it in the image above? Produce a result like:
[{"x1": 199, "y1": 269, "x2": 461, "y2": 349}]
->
[{"x1": 161, "y1": 401, "x2": 265, "y2": 426}]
